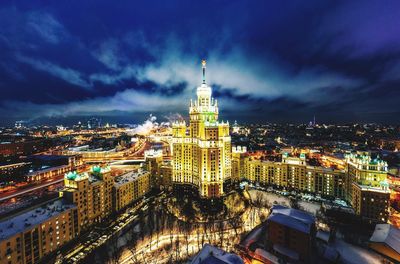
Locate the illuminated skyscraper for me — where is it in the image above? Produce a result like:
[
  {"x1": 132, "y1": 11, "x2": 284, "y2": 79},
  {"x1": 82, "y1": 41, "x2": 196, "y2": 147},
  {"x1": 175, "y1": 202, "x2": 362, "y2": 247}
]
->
[{"x1": 172, "y1": 60, "x2": 231, "y2": 198}]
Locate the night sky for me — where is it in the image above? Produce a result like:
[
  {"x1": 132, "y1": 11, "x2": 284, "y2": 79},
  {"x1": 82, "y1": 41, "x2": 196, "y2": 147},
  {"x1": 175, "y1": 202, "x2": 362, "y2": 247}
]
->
[{"x1": 0, "y1": 1, "x2": 399, "y2": 125}]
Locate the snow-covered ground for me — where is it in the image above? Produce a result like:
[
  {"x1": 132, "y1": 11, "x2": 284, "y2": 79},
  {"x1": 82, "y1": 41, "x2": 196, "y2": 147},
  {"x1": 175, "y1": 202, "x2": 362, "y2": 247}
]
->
[
  {"x1": 248, "y1": 189, "x2": 289, "y2": 207},
  {"x1": 298, "y1": 201, "x2": 320, "y2": 215},
  {"x1": 248, "y1": 189, "x2": 321, "y2": 215}
]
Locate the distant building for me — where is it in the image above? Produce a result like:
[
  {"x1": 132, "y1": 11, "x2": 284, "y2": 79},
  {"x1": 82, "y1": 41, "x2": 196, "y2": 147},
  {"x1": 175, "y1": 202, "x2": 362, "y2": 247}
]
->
[
  {"x1": 14, "y1": 120, "x2": 27, "y2": 129},
  {"x1": 87, "y1": 117, "x2": 101, "y2": 129},
  {"x1": 232, "y1": 120, "x2": 240, "y2": 134},
  {"x1": 265, "y1": 205, "x2": 316, "y2": 262},
  {"x1": 0, "y1": 162, "x2": 31, "y2": 183},
  {"x1": 0, "y1": 139, "x2": 51, "y2": 157},
  {"x1": 190, "y1": 244, "x2": 244, "y2": 264},
  {"x1": 172, "y1": 60, "x2": 232, "y2": 198},
  {"x1": 26, "y1": 155, "x2": 83, "y2": 182},
  {"x1": 369, "y1": 224, "x2": 400, "y2": 262},
  {"x1": 64, "y1": 145, "x2": 122, "y2": 162},
  {"x1": 0, "y1": 198, "x2": 77, "y2": 264}
]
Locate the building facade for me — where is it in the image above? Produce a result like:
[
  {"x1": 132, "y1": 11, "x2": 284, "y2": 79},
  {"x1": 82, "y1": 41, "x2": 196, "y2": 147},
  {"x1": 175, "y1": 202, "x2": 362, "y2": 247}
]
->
[
  {"x1": 243, "y1": 154, "x2": 346, "y2": 198},
  {"x1": 172, "y1": 60, "x2": 231, "y2": 198},
  {"x1": 0, "y1": 199, "x2": 77, "y2": 264},
  {"x1": 144, "y1": 149, "x2": 164, "y2": 189},
  {"x1": 266, "y1": 205, "x2": 316, "y2": 262},
  {"x1": 113, "y1": 170, "x2": 150, "y2": 212},
  {"x1": 60, "y1": 166, "x2": 113, "y2": 231},
  {"x1": 0, "y1": 165, "x2": 153, "y2": 264},
  {"x1": 352, "y1": 182, "x2": 390, "y2": 223},
  {"x1": 345, "y1": 152, "x2": 388, "y2": 199},
  {"x1": 345, "y1": 152, "x2": 390, "y2": 223},
  {"x1": 232, "y1": 146, "x2": 247, "y2": 182}
]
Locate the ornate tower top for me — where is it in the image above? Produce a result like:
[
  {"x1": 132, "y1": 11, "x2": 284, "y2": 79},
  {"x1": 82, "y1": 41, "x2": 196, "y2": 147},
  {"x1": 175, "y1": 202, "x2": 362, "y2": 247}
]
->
[
  {"x1": 190, "y1": 60, "x2": 218, "y2": 121},
  {"x1": 196, "y1": 59, "x2": 212, "y2": 102}
]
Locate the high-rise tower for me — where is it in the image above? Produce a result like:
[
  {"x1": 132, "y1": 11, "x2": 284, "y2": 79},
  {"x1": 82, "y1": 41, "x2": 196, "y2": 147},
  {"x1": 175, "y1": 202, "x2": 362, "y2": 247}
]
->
[{"x1": 172, "y1": 60, "x2": 231, "y2": 198}]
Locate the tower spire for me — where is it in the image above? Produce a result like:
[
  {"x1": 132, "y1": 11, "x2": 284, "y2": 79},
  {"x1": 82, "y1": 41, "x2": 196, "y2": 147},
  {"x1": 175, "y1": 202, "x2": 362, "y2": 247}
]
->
[{"x1": 202, "y1": 59, "x2": 206, "y2": 84}]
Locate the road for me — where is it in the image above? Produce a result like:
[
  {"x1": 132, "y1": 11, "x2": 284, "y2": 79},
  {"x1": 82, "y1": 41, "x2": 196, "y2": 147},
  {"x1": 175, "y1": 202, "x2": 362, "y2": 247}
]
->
[
  {"x1": 0, "y1": 177, "x2": 64, "y2": 202},
  {"x1": 59, "y1": 193, "x2": 165, "y2": 263}
]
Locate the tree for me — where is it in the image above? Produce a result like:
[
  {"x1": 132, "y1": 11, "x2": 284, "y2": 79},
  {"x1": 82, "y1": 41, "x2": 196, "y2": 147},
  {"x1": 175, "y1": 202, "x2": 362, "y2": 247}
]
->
[
  {"x1": 107, "y1": 234, "x2": 123, "y2": 264},
  {"x1": 147, "y1": 201, "x2": 156, "y2": 250},
  {"x1": 138, "y1": 209, "x2": 146, "y2": 241},
  {"x1": 289, "y1": 196, "x2": 300, "y2": 209},
  {"x1": 254, "y1": 191, "x2": 265, "y2": 208},
  {"x1": 127, "y1": 225, "x2": 139, "y2": 263},
  {"x1": 228, "y1": 216, "x2": 243, "y2": 237},
  {"x1": 217, "y1": 220, "x2": 225, "y2": 248}
]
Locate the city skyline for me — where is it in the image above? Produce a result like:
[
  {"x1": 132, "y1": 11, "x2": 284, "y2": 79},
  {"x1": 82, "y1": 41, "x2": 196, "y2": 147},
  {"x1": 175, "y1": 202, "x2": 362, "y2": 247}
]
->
[{"x1": 0, "y1": 1, "x2": 400, "y2": 126}]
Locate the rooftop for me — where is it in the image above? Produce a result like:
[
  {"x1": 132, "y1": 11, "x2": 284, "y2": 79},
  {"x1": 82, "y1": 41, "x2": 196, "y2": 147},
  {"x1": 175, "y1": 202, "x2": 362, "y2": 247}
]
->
[
  {"x1": 268, "y1": 205, "x2": 315, "y2": 234},
  {"x1": 353, "y1": 182, "x2": 390, "y2": 193},
  {"x1": 27, "y1": 164, "x2": 70, "y2": 177},
  {"x1": 114, "y1": 170, "x2": 149, "y2": 187},
  {"x1": 65, "y1": 171, "x2": 88, "y2": 181},
  {"x1": 190, "y1": 244, "x2": 244, "y2": 264},
  {"x1": 370, "y1": 224, "x2": 400, "y2": 254},
  {"x1": 345, "y1": 152, "x2": 388, "y2": 171},
  {"x1": 0, "y1": 198, "x2": 76, "y2": 240}
]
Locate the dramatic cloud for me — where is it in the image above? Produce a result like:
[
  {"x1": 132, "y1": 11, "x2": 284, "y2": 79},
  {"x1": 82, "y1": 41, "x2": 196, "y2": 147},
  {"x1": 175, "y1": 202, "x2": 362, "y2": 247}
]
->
[
  {"x1": 26, "y1": 12, "x2": 67, "y2": 44},
  {"x1": 0, "y1": 1, "x2": 399, "y2": 124},
  {"x1": 92, "y1": 39, "x2": 124, "y2": 71},
  {"x1": 16, "y1": 55, "x2": 92, "y2": 89}
]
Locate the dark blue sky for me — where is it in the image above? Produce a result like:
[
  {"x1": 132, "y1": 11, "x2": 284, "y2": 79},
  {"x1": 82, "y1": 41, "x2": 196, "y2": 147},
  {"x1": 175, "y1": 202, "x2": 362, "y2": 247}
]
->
[{"x1": 0, "y1": 1, "x2": 399, "y2": 125}]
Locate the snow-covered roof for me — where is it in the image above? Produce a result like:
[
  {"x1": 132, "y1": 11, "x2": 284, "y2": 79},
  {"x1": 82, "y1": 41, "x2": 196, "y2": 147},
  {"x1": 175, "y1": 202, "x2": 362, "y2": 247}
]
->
[
  {"x1": 268, "y1": 205, "x2": 315, "y2": 234},
  {"x1": 317, "y1": 230, "x2": 330, "y2": 243},
  {"x1": 114, "y1": 170, "x2": 149, "y2": 187},
  {"x1": 0, "y1": 198, "x2": 76, "y2": 241},
  {"x1": 370, "y1": 224, "x2": 400, "y2": 254},
  {"x1": 190, "y1": 244, "x2": 244, "y2": 264},
  {"x1": 241, "y1": 224, "x2": 264, "y2": 248}
]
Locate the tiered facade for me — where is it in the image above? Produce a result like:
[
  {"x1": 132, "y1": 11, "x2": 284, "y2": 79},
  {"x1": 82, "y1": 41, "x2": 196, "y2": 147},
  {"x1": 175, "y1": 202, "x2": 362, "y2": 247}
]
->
[{"x1": 172, "y1": 60, "x2": 231, "y2": 198}]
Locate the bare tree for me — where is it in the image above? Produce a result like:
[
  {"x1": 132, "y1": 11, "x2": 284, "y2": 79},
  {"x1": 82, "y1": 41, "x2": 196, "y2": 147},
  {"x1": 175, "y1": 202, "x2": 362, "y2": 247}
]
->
[
  {"x1": 107, "y1": 234, "x2": 123, "y2": 264},
  {"x1": 217, "y1": 220, "x2": 224, "y2": 248},
  {"x1": 138, "y1": 209, "x2": 146, "y2": 241},
  {"x1": 228, "y1": 216, "x2": 243, "y2": 237},
  {"x1": 127, "y1": 225, "x2": 139, "y2": 263},
  {"x1": 289, "y1": 196, "x2": 300, "y2": 209},
  {"x1": 254, "y1": 191, "x2": 265, "y2": 208}
]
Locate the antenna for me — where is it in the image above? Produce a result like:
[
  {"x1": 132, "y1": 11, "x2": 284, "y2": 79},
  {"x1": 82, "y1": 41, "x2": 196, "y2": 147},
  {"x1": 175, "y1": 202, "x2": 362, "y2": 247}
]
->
[{"x1": 202, "y1": 59, "x2": 206, "y2": 84}]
